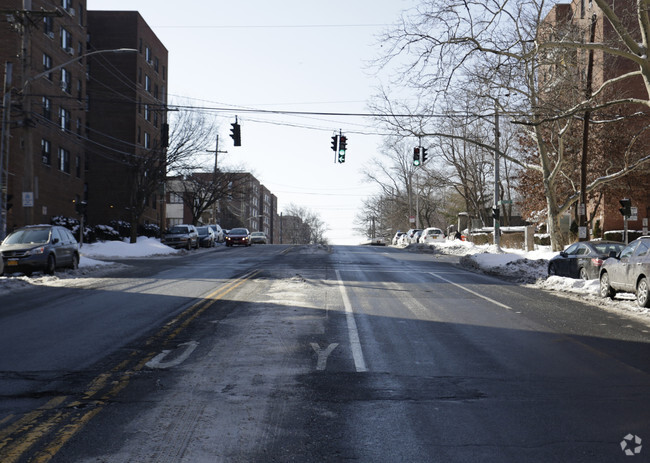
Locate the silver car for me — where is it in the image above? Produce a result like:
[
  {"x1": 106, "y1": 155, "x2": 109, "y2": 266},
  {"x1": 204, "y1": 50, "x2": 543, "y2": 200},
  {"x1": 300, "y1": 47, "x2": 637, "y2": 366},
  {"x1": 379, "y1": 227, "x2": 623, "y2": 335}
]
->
[{"x1": 599, "y1": 236, "x2": 650, "y2": 307}]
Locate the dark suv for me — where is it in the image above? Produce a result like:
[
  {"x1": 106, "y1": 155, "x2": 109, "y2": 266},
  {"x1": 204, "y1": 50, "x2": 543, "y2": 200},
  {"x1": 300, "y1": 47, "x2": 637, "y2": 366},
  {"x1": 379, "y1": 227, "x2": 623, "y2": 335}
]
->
[
  {"x1": 0, "y1": 225, "x2": 80, "y2": 276},
  {"x1": 599, "y1": 236, "x2": 650, "y2": 307},
  {"x1": 161, "y1": 224, "x2": 199, "y2": 250}
]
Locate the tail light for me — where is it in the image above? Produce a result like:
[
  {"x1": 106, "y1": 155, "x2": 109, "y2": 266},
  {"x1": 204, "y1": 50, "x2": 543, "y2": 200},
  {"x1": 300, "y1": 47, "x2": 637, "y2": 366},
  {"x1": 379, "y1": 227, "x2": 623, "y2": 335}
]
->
[{"x1": 591, "y1": 258, "x2": 604, "y2": 266}]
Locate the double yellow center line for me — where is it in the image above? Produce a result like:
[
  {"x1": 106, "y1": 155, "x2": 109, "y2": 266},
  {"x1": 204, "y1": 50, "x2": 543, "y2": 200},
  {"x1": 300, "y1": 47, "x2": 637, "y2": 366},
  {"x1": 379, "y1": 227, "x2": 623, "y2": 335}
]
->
[{"x1": 0, "y1": 269, "x2": 260, "y2": 463}]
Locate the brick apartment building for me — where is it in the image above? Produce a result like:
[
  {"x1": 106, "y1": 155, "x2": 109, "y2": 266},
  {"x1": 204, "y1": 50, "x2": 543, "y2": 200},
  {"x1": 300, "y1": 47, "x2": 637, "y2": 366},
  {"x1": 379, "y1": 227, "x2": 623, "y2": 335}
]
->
[
  {"x1": 165, "y1": 172, "x2": 280, "y2": 243},
  {"x1": 0, "y1": 4, "x2": 167, "y2": 239},
  {"x1": 542, "y1": 0, "x2": 650, "y2": 235},
  {"x1": 85, "y1": 11, "x2": 168, "y2": 232},
  {"x1": 0, "y1": 0, "x2": 89, "y2": 235}
]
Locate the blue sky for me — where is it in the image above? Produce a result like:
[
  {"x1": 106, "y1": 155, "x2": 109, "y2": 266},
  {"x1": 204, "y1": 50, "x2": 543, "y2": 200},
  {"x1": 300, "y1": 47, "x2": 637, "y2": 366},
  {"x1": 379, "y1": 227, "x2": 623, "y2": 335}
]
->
[{"x1": 87, "y1": 0, "x2": 414, "y2": 244}]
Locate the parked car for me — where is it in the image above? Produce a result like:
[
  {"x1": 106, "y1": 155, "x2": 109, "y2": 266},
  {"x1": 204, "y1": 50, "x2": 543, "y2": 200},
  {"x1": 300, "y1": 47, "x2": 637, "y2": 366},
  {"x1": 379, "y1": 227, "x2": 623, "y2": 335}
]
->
[
  {"x1": 0, "y1": 225, "x2": 79, "y2": 276},
  {"x1": 250, "y1": 231, "x2": 267, "y2": 244},
  {"x1": 225, "y1": 228, "x2": 251, "y2": 247},
  {"x1": 161, "y1": 224, "x2": 199, "y2": 250},
  {"x1": 419, "y1": 227, "x2": 446, "y2": 244},
  {"x1": 208, "y1": 224, "x2": 224, "y2": 243},
  {"x1": 399, "y1": 229, "x2": 421, "y2": 246},
  {"x1": 411, "y1": 230, "x2": 423, "y2": 244},
  {"x1": 548, "y1": 240, "x2": 625, "y2": 280},
  {"x1": 196, "y1": 226, "x2": 216, "y2": 247},
  {"x1": 599, "y1": 236, "x2": 650, "y2": 307},
  {"x1": 392, "y1": 231, "x2": 404, "y2": 246}
]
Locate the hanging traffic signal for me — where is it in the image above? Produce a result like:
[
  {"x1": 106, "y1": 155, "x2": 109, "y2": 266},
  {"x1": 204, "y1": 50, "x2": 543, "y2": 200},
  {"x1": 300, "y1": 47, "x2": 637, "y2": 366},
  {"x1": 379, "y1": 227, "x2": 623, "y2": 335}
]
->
[
  {"x1": 492, "y1": 206, "x2": 500, "y2": 220},
  {"x1": 421, "y1": 147, "x2": 428, "y2": 164},
  {"x1": 230, "y1": 118, "x2": 241, "y2": 146},
  {"x1": 338, "y1": 135, "x2": 347, "y2": 163},
  {"x1": 413, "y1": 147, "x2": 421, "y2": 166},
  {"x1": 619, "y1": 198, "x2": 632, "y2": 217},
  {"x1": 331, "y1": 134, "x2": 339, "y2": 152}
]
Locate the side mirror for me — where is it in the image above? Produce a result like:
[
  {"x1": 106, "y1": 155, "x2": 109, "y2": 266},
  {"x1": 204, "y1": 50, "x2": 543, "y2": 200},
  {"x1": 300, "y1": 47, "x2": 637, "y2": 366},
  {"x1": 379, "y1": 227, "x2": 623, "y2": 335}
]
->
[
  {"x1": 559, "y1": 251, "x2": 568, "y2": 258},
  {"x1": 52, "y1": 238, "x2": 60, "y2": 244},
  {"x1": 608, "y1": 250, "x2": 618, "y2": 258}
]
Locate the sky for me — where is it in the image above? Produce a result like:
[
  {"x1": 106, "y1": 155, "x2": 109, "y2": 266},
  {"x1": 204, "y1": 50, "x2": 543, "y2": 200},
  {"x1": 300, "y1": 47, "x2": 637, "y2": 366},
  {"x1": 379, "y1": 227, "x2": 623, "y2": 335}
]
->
[{"x1": 86, "y1": 0, "x2": 416, "y2": 245}]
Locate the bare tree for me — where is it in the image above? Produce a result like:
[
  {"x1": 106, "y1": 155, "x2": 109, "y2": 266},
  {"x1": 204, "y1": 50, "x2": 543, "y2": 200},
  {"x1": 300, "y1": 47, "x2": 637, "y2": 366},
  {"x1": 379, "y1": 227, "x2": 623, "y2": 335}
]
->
[
  {"x1": 283, "y1": 204, "x2": 329, "y2": 245},
  {"x1": 374, "y1": 0, "x2": 650, "y2": 250}
]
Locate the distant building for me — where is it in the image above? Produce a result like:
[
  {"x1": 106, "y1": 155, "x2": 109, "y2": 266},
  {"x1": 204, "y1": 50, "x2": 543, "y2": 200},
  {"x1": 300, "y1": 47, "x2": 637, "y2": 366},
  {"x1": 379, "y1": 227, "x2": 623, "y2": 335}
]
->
[
  {"x1": 85, "y1": 10, "x2": 168, "y2": 232},
  {"x1": 164, "y1": 172, "x2": 280, "y2": 243}
]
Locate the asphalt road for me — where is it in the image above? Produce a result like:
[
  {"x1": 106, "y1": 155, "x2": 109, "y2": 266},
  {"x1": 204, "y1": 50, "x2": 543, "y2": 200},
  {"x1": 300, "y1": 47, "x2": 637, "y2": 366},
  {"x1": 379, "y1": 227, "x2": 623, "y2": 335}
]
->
[{"x1": 0, "y1": 244, "x2": 648, "y2": 462}]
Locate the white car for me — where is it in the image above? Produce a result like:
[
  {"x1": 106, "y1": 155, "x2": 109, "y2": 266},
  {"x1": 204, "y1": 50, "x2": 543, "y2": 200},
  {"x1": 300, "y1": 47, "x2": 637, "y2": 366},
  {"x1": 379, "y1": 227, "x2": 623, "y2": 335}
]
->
[
  {"x1": 419, "y1": 227, "x2": 446, "y2": 244},
  {"x1": 209, "y1": 224, "x2": 225, "y2": 243}
]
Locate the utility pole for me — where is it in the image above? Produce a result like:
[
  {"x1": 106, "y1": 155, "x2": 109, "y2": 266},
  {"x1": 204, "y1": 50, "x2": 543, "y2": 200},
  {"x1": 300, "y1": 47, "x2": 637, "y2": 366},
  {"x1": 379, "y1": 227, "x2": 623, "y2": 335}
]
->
[
  {"x1": 579, "y1": 14, "x2": 597, "y2": 241},
  {"x1": 0, "y1": 62, "x2": 12, "y2": 239},
  {"x1": 493, "y1": 100, "x2": 501, "y2": 248},
  {"x1": 206, "y1": 135, "x2": 227, "y2": 224}
]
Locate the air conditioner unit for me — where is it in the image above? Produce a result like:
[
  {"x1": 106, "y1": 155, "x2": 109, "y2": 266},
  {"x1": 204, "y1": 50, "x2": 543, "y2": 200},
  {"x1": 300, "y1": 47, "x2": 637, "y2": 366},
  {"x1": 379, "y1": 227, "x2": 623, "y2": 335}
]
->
[
  {"x1": 69, "y1": 8, "x2": 75, "y2": 16},
  {"x1": 47, "y1": 31, "x2": 55, "y2": 39},
  {"x1": 66, "y1": 47, "x2": 75, "y2": 55}
]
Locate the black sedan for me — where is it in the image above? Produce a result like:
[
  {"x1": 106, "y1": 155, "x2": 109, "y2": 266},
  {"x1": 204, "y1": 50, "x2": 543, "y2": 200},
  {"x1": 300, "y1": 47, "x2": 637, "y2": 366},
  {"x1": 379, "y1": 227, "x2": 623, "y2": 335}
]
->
[
  {"x1": 547, "y1": 240, "x2": 625, "y2": 280},
  {"x1": 600, "y1": 236, "x2": 650, "y2": 307},
  {"x1": 225, "y1": 228, "x2": 251, "y2": 247}
]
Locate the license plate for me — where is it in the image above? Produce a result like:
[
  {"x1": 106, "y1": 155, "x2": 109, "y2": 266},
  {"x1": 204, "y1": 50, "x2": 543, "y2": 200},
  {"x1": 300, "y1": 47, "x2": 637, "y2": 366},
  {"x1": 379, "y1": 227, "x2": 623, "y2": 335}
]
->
[{"x1": 7, "y1": 259, "x2": 18, "y2": 266}]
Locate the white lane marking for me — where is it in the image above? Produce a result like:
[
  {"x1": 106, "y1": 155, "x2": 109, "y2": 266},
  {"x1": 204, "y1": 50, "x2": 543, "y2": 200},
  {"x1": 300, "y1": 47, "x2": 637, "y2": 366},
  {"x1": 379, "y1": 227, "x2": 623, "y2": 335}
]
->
[
  {"x1": 146, "y1": 341, "x2": 199, "y2": 369},
  {"x1": 310, "y1": 343, "x2": 339, "y2": 371},
  {"x1": 336, "y1": 269, "x2": 368, "y2": 372},
  {"x1": 428, "y1": 272, "x2": 514, "y2": 310}
]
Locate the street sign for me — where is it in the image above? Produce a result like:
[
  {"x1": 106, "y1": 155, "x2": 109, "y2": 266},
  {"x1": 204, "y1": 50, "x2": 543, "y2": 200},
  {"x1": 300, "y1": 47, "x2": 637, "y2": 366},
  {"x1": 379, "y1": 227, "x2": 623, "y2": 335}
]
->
[
  {"x1": 630, "y1": 207, "x2": 638, "y2": 221},
  {"x1": 409, "y1": 216, "x2": 415, "y2": 224},
  {"x1": 22, "y1": 192, "x2": 34, "y2": 207}
]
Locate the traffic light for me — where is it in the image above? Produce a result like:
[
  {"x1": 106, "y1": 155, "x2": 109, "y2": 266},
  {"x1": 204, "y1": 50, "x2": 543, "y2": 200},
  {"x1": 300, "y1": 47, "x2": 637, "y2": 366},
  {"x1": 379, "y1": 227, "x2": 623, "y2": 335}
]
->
[
  {"x1": 421, "y1": 147, "x2": 428, "y2": 164},
  {"x1": 619, "y1": 198, "x2": 631, "y2": 217},
  {"x1": 413, "y1": 147, "x2": 421, "y2": 166},
  {"x1": 331, "y1": 134, "x2": 339, "y2": 152},
  {"x1": 6, "y1": 194, "x2": 12, "y2": 211},
  {"x1": 338, "y1": 135, "x2": 347, "y2": 163},
  {"x1": 230, "y1": 119, "x2": 241, "y2": 146},
  {"x1": 492, "y1": 206, "x2": 500, "y2": 220}
]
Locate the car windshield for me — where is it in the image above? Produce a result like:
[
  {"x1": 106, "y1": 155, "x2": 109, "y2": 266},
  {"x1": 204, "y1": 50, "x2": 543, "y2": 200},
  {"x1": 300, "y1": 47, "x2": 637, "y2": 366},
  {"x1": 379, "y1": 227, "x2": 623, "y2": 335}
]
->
[
  {"x1": 251, "y1": 232, "x2": 263, "y2": 236},
  {"x1": 230, "y1": 228, "x2": 247, "y2": 235},
  {"x1": 196, "y1": 227, "x2": 209, "y2": 235},
  {"x1": 167, "y1": 226, "x2": 189, "y2": 234},
  {"x1": 3, "y1": 228, "x2": 50, "y2": 245}
]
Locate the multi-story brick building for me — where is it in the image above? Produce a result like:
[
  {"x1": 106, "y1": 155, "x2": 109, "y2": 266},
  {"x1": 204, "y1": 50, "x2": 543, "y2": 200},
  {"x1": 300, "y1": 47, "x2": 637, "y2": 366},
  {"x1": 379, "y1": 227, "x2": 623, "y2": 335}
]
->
[
  {"x1": 541, "y1": 0, "x2": 650, "y2": 235},
  {"x1": 85, "y1": 11, "x2": 168, "y2": 233},
  {"x1": 0, "y1": 0, "x2": 89, "y2": 236},
  {"x1": 165, "y1": 172, "x2": 280, "y2": 243}
]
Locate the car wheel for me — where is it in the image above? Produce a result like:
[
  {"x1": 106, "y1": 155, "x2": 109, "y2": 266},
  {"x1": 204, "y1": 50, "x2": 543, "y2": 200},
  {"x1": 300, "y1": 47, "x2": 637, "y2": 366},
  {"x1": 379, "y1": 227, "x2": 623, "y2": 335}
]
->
[
  {"x1": 636, "y1": 277, "x2": 650, "y2": 308},
  {"x1": 579, "y1": 267, "x2": 589, "y2": 280},
  {"x1": 599, "y1": 271, "x2": 615, "y2": 299},
  {"x1": 186, "y1": 240, "x2": 192, "y2": 250},
  {"x1": 71, "y1": 253, "x2": 79, "y2": 270},
  {"x1": 548, "y1": 263, "x2": 557, "y2": 276},
  {"x1": 45, "y1": 254, "x2": 56, "y2": 275}
]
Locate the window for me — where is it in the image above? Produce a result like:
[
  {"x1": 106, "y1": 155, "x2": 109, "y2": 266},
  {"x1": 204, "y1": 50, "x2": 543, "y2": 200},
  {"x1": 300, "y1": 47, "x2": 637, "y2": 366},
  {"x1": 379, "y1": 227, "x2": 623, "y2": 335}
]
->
[
  {"x1": 145, "y1": 46, "x2": 152, "y2": 64},
  {"x1": 169, "y1": 192, "x2": 183, "y2": 203},
  {"x1": 44, "y1": 17, "x2": 54, "y2": 36},
  {"x1": 144, "y1": 132, "x2": 151, "y2": 149},
  {"x1": 145, "y1": 75, "x2": 151, "y2": 93},
  {"x1": 144, "y1": 104, "x2": 150, "y2": 121},
  {"x1": 41, "y1": 139, "x2": 51, "y2": 165},
  {"x1": 60, "y1": 68, "x2": 71, "y2": 93},
  {"x1": 42, "y1": 53, "x2": 52, "y2": 80},
  {"x1": 58, "y1": 147, "x2": 70, "y2": 173},
  {"x1": 75, "y1": 155, "x2": 81, "y2": 177},
  {"x1": 61, "y1": 27, "x2": 73, "y2": 52},
  {"x1": 59, "y1": 107, "x2": 71, "y2": 131},
  {"x1": 42, "y1": 97, "x2": 51, "y2": 120},
  {"x1": 154, "y1": 56, "x2": 159, "y2": 73}
]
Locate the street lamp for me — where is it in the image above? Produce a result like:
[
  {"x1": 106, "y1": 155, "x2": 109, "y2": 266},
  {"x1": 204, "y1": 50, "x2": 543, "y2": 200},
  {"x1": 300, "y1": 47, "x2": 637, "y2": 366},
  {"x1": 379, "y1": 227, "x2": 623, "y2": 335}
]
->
[{"x1": 0, "y1": 48, "x2": 137, "y2": 238}]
